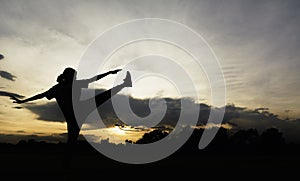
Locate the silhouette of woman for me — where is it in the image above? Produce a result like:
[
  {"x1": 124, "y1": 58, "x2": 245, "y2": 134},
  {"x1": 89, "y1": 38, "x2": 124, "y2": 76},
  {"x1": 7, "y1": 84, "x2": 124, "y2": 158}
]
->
[{"x1": 11, "y1": 67, "x2": 132, "y2": 147}]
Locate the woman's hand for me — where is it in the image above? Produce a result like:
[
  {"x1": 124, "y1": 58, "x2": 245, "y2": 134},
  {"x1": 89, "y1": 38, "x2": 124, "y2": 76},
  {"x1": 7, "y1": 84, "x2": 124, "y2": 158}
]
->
[
  {"x1": 10, "y1": 96, "x2": 25, "y2": 104},
  {"x1": 109, "y1": 69, "x2": 122, "y2": 74}
]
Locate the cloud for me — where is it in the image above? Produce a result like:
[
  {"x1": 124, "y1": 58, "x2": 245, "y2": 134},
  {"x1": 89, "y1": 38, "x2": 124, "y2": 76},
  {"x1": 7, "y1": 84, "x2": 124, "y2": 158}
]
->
[
  {"x1": 5, "y1": 90, "x2": 300, "y2": 144},
  {"x1": 18, "y1": 87, "x2": 300, "y2": 144},
  {"x1": 0, "y1": 53, "x2": 16, "y2": 81},
  {"x1": 0, "y1": 90, "x2": 24, "y2": 99},
  {"x1": 25, "y1": 102, "x2": 65, "y2": 123},
  {"x1": 0, "y1": 70, "x2": 16, "y2": 81},
  {"x1": 254, "y1": 107, "x2": 269, "y2": 112},
  {"x1": 226, "y1": 105, "x2": 300, "y2": 143}
]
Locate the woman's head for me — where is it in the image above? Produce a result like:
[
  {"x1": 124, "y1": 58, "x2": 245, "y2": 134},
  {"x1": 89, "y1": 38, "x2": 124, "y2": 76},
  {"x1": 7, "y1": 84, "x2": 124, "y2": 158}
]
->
[{"x1": 57, "y1": 67, "x2": 77, "y2": 84}]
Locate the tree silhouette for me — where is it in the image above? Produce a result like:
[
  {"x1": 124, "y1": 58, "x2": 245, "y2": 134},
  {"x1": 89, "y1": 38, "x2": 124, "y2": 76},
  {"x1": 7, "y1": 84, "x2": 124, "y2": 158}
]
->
[
  {"x1": 134, "y1": 129, "x2": 169, "y2": 144},
  {"x1": 260, "y1": 128, "x2": 285, "y2": 151},
  {"x1": 229, "y1": 128, "x2": 259, "y2": 151}
]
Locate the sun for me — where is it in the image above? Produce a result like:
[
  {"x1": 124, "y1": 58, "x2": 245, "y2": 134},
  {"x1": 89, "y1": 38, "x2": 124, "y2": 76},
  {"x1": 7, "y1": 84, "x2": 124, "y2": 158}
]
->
[{"x1": 109, "y1": 126, "x2": 126, "y2": 135}]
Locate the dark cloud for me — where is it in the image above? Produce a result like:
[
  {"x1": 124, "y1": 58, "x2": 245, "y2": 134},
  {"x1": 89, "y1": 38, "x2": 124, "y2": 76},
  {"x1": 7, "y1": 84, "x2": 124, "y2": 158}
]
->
[
  {"x1": 25, "y1": 102, "x2": 64, "y2": 123},
  {"x1": 16, "y1": 130, "x2": 26, "y2": 133},
  {"x1": 0, "y1": 90, "x2": 24, "y2": 99},
  {"x1": 254, "y1": 108, "x2": 269, "y2": 112},
  {"x1": 24, "y1": 91, "x2": 199, "y2": 128},
  {"x1": 23, "y1": 90, "x2": 300, "y2": 143},
  {"x1": 227, "y1": 105, "x2": 300, "y2": 143},
  {"x1": 0, "y1": 70, "x2": 16, "y2": 81},
  {"x1": 0, "y1": 53, "x2": 16, "y2": 81}
]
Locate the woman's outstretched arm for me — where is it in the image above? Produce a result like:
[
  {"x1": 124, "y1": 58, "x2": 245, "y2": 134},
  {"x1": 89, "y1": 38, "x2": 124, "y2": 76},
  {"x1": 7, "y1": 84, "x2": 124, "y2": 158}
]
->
[{"x1": 11, "y1": 92, "x2": 47, "y2": 104}]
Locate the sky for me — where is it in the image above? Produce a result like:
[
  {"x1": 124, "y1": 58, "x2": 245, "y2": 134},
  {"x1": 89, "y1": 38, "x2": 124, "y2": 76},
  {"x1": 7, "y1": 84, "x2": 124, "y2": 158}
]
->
[{"x1": 0, "y1": 0, "x2": 300, "y2": 143}]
